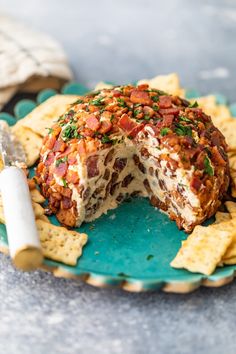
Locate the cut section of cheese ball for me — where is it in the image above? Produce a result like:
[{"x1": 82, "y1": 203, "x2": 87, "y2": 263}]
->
[{"x1": 36, "y1": 85, "x2": 229, "y2": 232}]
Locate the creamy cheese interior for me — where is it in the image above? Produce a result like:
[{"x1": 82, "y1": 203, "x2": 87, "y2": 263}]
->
[{"x1": 59, "y1": 129, "x2": 206, "y2": 230}]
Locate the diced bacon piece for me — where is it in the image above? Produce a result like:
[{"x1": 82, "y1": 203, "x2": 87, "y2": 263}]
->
[
  {"x1": 53, "y1": 140, "x2": 67, "y2": 152},
  {"x1": 86, "y1": 115, "x2": 101, "y2": 131},
  {"x1": 46, "y1": 174, "x2": 54, "y2": 186},
  {"x1": 128, "y1": 123, "x2": 145, "y2": 138},
  {"x1": 159, "y1": 96, "x2": 172, "y2": 108},
  {"x1": 195, "y1": 151, "x2": 206, "y2": 170},
  {"x1": 45, "y1": 136, "x2": 56, "y2": 149},
  {"x1": 66, "y1": 170, "x2": 80, "y2": 183},
  {"x1": 86, "y1": 155, "x2": 99, "y2": 178},
  {"x1": 83, "y1": 128, "x2": 95, "y2": 137},
  {"x1": 112, "y1": 90, "x2": 121, "y2": 97},
  {"x1": 137, "y1": 84, "x2": 149, "y2": 90},
  {"x1": 143, "y1": 106, "x2": 155, "y2": 117},
  {"x1": 118, "y1": 114, "x2": 137, "y2": 132},
  {"x1": 144, "y1": 124, "x2": 159, "y2": 136},
  {"x1": 159, "y1": 108, "x2": 180, "y2": 116},
  {"x1": 130, "y1": 89, "x2": 151, "y2": 105},
  {"x1": 212, "y1": 146, "x2": 226, "y2": 166},
  {"x1": 162, "y1": 114, "x2": 174, "y2": 127},
  {"x1": 190, "y1": 176, "x2": 202, "y2": 192},
  {"x1": 77, "y1": 140, "x2": 86, "y2": 157},
  {"x1": 99, "y1": 120, "x2": 112, "y2": 134},
  {"x1": 45, "y1": 152, "x2": 55, "y2": 167},
  {"x1": 68, "y1": 152, "x2": 77, "y2": 165},
  {"x1": 51, "y1": 125, "x2": 62, "y2": 137},
  {"x1": 54, "y1": 162, "x2": 68, "y2": 177},
  {"x1": 61, "y1": 197, "x2": 73, "y2": 210}
]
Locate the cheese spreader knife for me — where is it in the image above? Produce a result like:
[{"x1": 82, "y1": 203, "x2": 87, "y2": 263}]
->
[{"x1": 0, "y1": 121, "x2": 43, "y2": 271}]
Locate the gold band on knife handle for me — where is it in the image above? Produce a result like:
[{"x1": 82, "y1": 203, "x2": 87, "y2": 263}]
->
[{"x1": 13, "y1": 246, "x2": 43, "y2": 271}]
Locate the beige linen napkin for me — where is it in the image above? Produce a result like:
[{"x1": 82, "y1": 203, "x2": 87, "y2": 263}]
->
[{"x1": 0, "y1": 15, "x2": 73, "y2": 109}]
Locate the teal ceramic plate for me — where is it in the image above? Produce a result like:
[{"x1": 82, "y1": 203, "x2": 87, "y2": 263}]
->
[{"x1": 0, "y1": 82, "x2": 236, "y2": 293}]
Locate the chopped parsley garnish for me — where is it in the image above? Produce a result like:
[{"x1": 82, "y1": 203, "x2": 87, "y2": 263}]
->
[
  {"x1": 143, "y1": 114, "x2": 151, "y2": 121},
  {"x1": 110, "y1": 114, "x2": 115, "y2": 122},
  {"x1": 75, "y1": 99, "x2": 84, "y2": 104},
  {"x1": 160, "y1": 127, "x2": 171, "y2": 136},
  {"x1": 179, "y1": 115, "x2": 192, "y2": 123},
  {"x1": 62, "y1": 125, "x2": 82, "y2": 141},
  {"x1": 134, "y1": 109, "x2": 141, "y2": 117},
  {"x1": 146, "y1": 254, "x2": 154, "y2": 261},
  {"x1": 175, "y1": 123, "x2": 192, "y2": 137},
  {"x1": 117, "y1": 98, "x2": 127, "y2": 108},
  {"x1": 152, "y1": 95, "x2": 159, "y2": 102},
  {"x1": 56, "y1": 156, "x2": 68, "y2": 167},
  {"x1": 153, "y1": 105, "x2": 159, "y2": 111},
  {"x1": 90, "y1": 97, "x2": 104, "y2": 106},
  {"x1": 204, "y1": 156, "x2": 214, "y2": 176},
  {"x1": 101, "y1": 134, "x2": 116, "y2": 144},
  {"x1": 61, "y1": 178, "x2": 67, "y2": 187},
  {"x1": 189, "y1": 101, "x2": 199, "y2": 108},
  {"x1": 46, "y1": 127, "x2": 53, "y2": 134}
]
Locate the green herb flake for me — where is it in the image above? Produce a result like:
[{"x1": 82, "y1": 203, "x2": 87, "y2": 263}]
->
[
  {"x1": 61, "y1": 178, "x2": 67, "y2": 187},
  {"x1": 204, "y1": 156, "x2": 214, "y2": 176},
  {"x1": 153, "y1": 105, "x2": 159, "y2": 111},
  {"x1": 62, "y1": 125, "x2": 82, "y2": 141},
  {"x1": 117, "y1": 98, "x2": 127, "y2": 108},
  {"x1": 189, "y1": 101, "x2": 199, "y2": 108},
  {"x1": 56, "y1": 156, "x2": 68, "y2": 167},
  {"x1": 110, "y1": 114, "x2": 115, "y2": 122},
  {"x1": 75, "y1": 99, "x2": 84, "y2": 104},
  {"x1": 175, "y1": 123, "x2": 192, "y2": 137},
  {"x1": 160, "y1": 127, "x2": 171, "y2": 136},
  {"x1": 134, "y1": 109, "x2": 141, "y2": 117},
  {"x1": 179, "y1": 115, "x2": 192, "y2": 123},
  {"x1": 101, "y1": 134, "x2": 114, "y2": 144},
  {"x1": 152, "y1": 95, "x2": 159, "y2": 103},
  {"x1": 146, "y1": 254, "x2": 154, "y2": 261},
  {"x1": 143, "y1": 114, "x2": 151, "y2": 121},
  {"x1": 46, "y1": 127, "x2": 53, "y2": 134},
  {"x1": 90, "y1": 97, "x2": 104, "y2": 106}
]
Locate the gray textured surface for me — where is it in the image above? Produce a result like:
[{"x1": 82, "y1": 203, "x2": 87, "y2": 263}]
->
[{"x1": 1, "y1": 1, "x2": 236, "y2": 353}]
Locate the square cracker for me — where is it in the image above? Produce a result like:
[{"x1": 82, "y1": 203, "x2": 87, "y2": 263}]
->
[
  {"x1": 12, "y1": 126, "x2": 43, "y2": 167},
  {"x1": 30, "y1": 188, "x2": 45, "y2": 204},
  {"x1": 225, "y1": 201, "x2": 236, "y2": 218},
  {"x1": 12, "y1": 94, "x2": 79, "y2": 138},
  {"x1": 213, "y1": 212, "x2": 231, "y2": 224},
  {"x1": 194, "y1": 95, "x2": 232, "y2": 129},
  {"x1": 171, "y1": 223, "x2": 234, "y2": 275},
  {"x1": 36, "y1": 219, "x2": 88, "y2": 266},
  {"x1": 221, "y1": 257, "x2": 236, "y2": 265},
  {"x1": 137, "y1": 73, "x2": 185, "y2": 97},
  {"x1": 216, "y1": 118, "x2": 236, "y2": 151}
]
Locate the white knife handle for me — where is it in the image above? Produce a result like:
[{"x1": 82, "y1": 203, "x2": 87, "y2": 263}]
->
[{"x1": 0, "y1": 166, "x2": 43, "y2": 271}]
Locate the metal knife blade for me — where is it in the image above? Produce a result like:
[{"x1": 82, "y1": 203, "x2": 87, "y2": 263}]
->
[{"x1": 0, "y1": 121, "x2": 26, "y2": 168}]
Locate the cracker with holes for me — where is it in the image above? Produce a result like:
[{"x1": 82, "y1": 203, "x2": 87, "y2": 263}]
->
[
  {"x1": 30, "y1": 188, "x2": 45, "y2": 204},
  {"x1": 171, "y1": 223, "x2": 235, "y2": 275},
  {"x1": 12, "y1": 126, "x2": 43, "y2": 166},
  {"x1": 193, "y1": 95, "x2": 232, "y2": 129},
  {"x1": 137, "y1": 73, "x2": 185, "y2": 96},
  {"x1": 12, "y1": 94, "x2": 79, "y2": 138},
  {"x1": 36, "y1": 219, "x2": 87, "y2": 265},
  {"x1": 213, "y1": 211, "x2": 231, "y2": 224}
]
